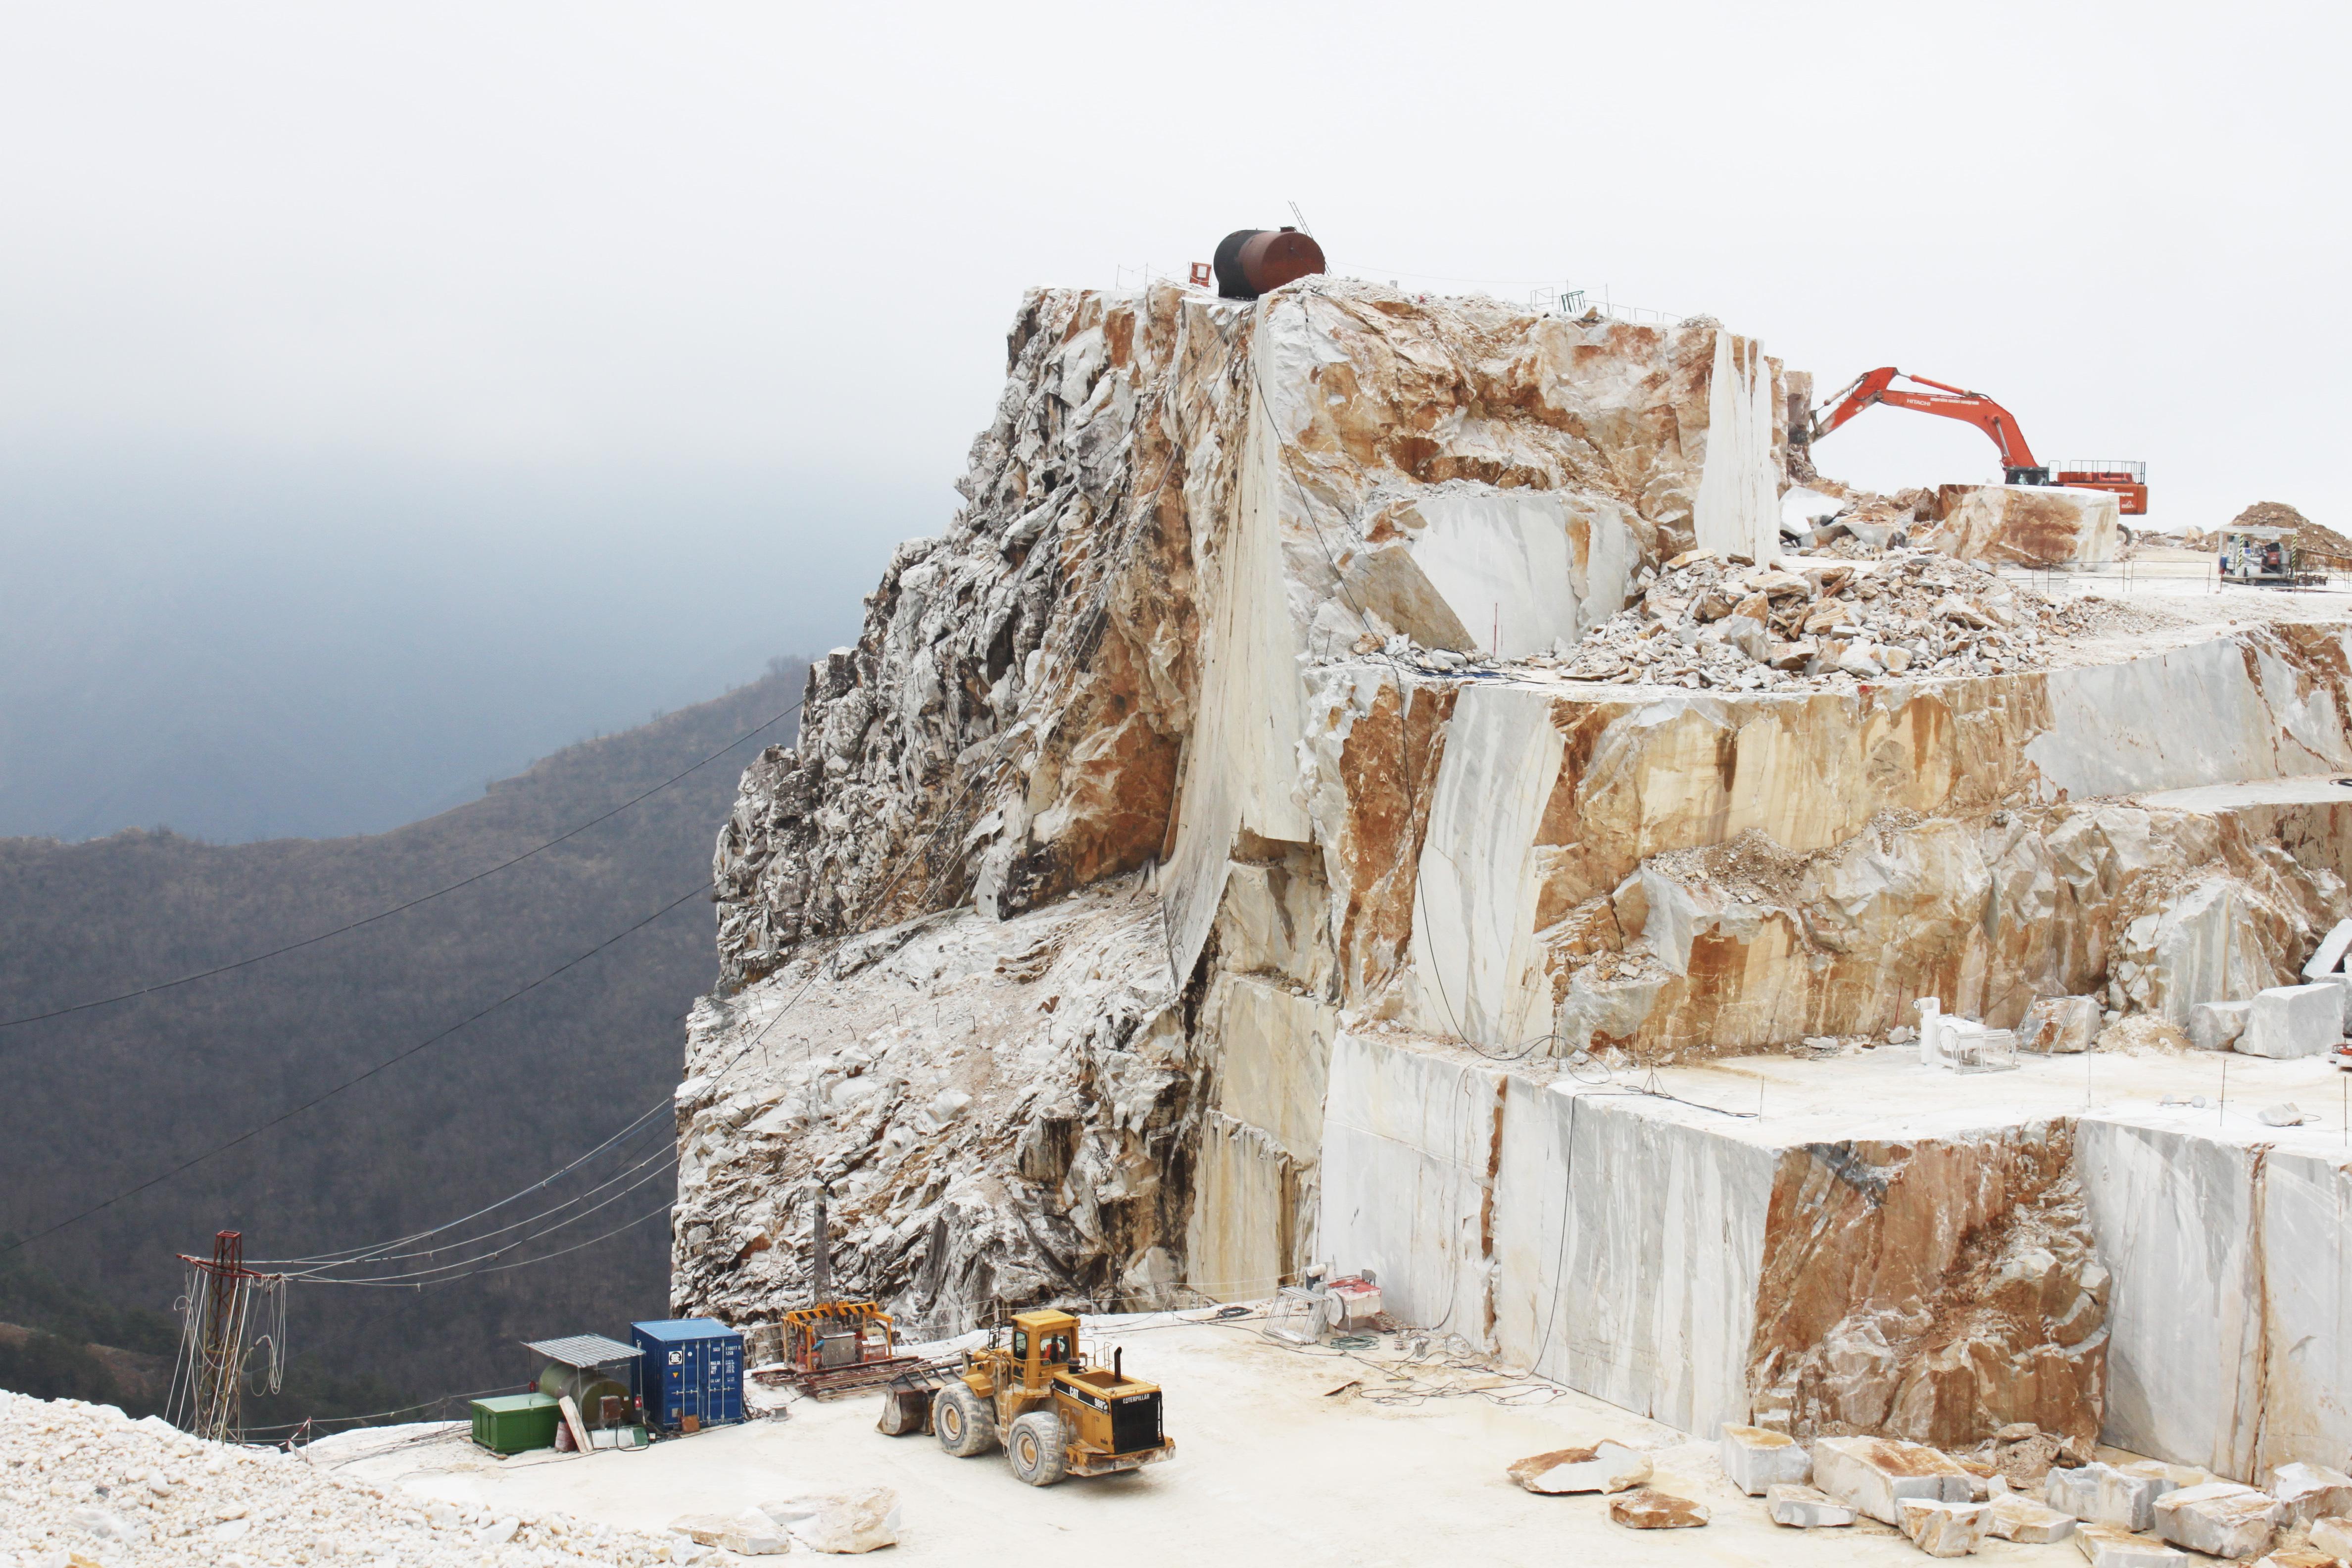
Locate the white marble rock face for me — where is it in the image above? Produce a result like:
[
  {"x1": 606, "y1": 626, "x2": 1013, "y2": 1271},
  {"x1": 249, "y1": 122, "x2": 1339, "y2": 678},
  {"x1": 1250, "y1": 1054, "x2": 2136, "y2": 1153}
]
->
[
  {"x1": 1764, "y1": 1483, "x2": 1856, "y2": 1527},
  {"x1": 2151, "y1": 1480, "x2": 2283, "y2": 1559},
  {"x1": 1718, "y1": 1424, "x2": 1810, "y2": 1494}
]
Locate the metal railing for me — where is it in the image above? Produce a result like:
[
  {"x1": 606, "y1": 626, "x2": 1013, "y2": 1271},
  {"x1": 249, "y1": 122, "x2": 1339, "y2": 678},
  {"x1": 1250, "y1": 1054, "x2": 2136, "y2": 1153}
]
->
[{"x1": 2049, "y1": 459, "x2": 2148, "y2": 480}]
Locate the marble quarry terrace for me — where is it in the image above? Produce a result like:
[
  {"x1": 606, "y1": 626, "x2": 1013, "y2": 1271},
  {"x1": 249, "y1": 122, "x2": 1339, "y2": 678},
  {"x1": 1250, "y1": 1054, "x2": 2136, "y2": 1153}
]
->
[{"x1": 673, "y1": 278, "x2": 2352, "y2": 1538}]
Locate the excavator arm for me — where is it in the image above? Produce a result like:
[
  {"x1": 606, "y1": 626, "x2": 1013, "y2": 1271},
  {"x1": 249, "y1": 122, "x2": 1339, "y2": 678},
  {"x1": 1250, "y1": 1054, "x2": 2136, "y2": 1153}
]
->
[{"x1": 1811, "y1": 367, "x2": 2048, "y2": 485}]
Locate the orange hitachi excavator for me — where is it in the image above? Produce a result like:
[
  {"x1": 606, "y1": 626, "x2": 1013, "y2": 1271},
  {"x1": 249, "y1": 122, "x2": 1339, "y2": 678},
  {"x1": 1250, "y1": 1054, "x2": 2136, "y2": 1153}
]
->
[{"x1": 1807, "y1": 367, "x2": 2148, "y2": 514}]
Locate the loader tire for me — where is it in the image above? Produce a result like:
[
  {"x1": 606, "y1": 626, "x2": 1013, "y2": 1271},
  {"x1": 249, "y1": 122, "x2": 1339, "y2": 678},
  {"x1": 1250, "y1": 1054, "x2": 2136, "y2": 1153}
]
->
[
  {"x1": 876, "y1": 1389, "x2": 925, "y2": 1436},
  {"x1": 933, "y1": 1385, "x2": 998, "y2": 1457},
  {"x1": 1006, "y1": 1410, "x2": 1068, "y2": 1487}
]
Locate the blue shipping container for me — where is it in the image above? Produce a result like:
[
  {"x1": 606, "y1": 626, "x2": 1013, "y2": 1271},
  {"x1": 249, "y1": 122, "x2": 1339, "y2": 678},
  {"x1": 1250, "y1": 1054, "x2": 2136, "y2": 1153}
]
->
[{"x1": 629, "y1": 1319, "x2": 745, "y2": 1431}]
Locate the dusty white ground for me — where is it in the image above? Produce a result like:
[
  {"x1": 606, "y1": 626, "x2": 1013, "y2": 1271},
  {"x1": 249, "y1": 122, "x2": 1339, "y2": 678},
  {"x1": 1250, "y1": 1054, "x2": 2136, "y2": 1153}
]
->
[
  {"x1": 315, "y1": 1314, "x2": 2126, "y2": 1567},
  {"x1": 1631, "y1": 1036, "x2": 2352, "y2": 1153},
  {"x1": 2003, "y1": 557, "x2": 2352, "y2": 668}
]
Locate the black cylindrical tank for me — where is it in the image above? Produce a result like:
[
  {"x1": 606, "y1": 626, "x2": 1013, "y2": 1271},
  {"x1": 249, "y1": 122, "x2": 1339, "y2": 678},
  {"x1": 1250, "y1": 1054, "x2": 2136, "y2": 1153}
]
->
[{"x1": 1213, "y1": 228, "x2": 1327, "y2": 300}]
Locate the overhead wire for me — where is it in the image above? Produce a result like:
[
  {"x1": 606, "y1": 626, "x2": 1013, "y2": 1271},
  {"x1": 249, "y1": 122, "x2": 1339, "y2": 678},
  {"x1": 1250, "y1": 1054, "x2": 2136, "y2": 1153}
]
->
[
  {"x1": 273, "y1": 1135, "x2": 679, "y2": 1278},
  {"x1": 247, "y1": 1100, "x2": 675, "y2": 1268},
  {"x1": 300, "y1": 1172, "x2": 681, "y2": 1287},
  {"x1": 0, "y1": 691, "x2": 806, "y2": 1038}
]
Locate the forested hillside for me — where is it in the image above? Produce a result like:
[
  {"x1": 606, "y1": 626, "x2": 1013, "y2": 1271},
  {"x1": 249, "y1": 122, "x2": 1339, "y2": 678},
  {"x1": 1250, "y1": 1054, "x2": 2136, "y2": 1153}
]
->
[{"x1": 0, "y1": 660, "x2": 806, "y2": 1417}]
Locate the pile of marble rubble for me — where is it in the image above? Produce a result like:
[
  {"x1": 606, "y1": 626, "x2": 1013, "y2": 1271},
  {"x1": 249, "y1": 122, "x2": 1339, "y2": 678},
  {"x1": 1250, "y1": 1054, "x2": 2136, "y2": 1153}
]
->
[
  {"x1": 1510, "y1": 547, "x2": 2087, "y2": 690},
  {"x1": 1699, "y1": 1423, "x2": 2352, "y2": 1561},
  {"x1": 0, "y1": 1393, "x2": 686, "y2": 1568}
]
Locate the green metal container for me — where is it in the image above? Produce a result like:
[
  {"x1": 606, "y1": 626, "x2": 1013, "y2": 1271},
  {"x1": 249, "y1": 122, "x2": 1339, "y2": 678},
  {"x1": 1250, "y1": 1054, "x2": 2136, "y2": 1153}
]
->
[{"x1": 470, "y1": 1393, "x2": 560, "y2": 1455}]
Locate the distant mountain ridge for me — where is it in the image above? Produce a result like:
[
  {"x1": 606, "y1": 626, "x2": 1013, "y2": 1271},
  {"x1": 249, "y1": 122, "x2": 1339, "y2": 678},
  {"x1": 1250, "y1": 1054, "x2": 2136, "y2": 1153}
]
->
[{"x1": 0, "y1": 660, "x2": 807, "y2": 1411}]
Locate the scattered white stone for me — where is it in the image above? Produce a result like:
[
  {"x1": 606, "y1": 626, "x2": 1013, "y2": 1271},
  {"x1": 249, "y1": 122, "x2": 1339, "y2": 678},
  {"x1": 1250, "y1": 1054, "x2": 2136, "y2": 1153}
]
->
[
  {"x1": 1761, "y1": 1481, "x2": 1853, "y2": 1527},
  {"x1": 1507, "y1": 1440, "x2": 1653, "y2": 1495},
  {"x1": 762, "y1": 1488, "x2": 901, "y2": 1553},
  {"x1": 2253, "y1": 1547, "x2": 2343, "y2": 1568},
  {"x1": 0, "y1": 1393, "x2": 679, "y2": 1568},
  {"x1": 2152, "y1": 1480, "x2": 2282, "y2": 1558},
  {"x1": 1813, "y1": 1435, "x2": 1974, "y2": 1526},
  {"x1": 2277, "y1": 1466, "x2": 2352, "y2": 1527},
  {"x1": 67, "y1": 1505, "x2": 147, "y2": 1545},
  {"x1": 1990, "y1": 1493, "x2": 2077, "y2": 1542},
  {"x1": 1899, "y1": 1497, "x2": 1990, "y2": 1557},
  {"x1": 2074, "y1": 1522, "x2": 2190, "y2": 1565},
  {"x1": 720, "y1": 1507, "x2": 791, "y2": 1556},
  {"x1": 1718, "y1": 1424, "x2": 1809, "y2": 1494},
  {"x1": 2259, "y1": 1101, "x2": 2311, "y2": 1127},
  {"x1": 2311, "y1": 1515, "x2": 2352, "y2": 1557},
  {"x1": 1607, "y1": 1487, "x2": 1709, "y2": 1529}
]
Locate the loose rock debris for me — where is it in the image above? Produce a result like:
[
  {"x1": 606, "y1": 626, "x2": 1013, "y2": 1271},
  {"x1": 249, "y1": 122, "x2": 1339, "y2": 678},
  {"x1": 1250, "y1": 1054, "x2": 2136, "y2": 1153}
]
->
[
  {"x1": 0, "y1": 1393, "x2": 686, "y2": 1568},
  {"x1": 1606, "y1": 1487, "x2": 1709, "y2": 1529},
  {"x1": 1462, "y1": 548, "x2": 2175, "y2": 692}
]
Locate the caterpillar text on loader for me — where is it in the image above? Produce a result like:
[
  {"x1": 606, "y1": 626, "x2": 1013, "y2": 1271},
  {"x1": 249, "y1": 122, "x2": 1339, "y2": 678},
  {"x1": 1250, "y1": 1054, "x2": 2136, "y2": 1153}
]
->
[{"x1": 875, "y1": 1309, "x2": 1174, "y2": 1485}]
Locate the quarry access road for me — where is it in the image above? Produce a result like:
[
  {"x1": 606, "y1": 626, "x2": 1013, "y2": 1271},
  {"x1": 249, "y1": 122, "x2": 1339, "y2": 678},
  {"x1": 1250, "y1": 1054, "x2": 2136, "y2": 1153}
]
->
[{"x1": 330, "y1": 1319, "x2": 2094, "y2": 1567}]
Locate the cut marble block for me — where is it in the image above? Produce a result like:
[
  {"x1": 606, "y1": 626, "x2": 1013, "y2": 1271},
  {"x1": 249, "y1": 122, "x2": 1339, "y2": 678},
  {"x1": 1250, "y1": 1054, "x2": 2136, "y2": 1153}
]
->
[
  {"x1": 1607, "y1": 1488, "x2": 1708, "y2": 1529},
  {"x1": 2152, "y1": 1480, "x2": 2282, "y2": 1559},
  {"x1": 2024, "y1": 995, "x2": 2103, "y2": 1053},
  {"x1": 2274, "y1": 1463, "x2": 2352, "y2": 1527},
  {"x1": 1900, "y1": 1498, "x2": 1991, "y2": 1557},
  {"x1": 2189, "y1": 1000, "x2": 2253, "y2": 1052},
  {"x1": 1506, "y1": 1441, "x2": 1651, "y2": 1494},
  {"x1": 2312, "y1": 1516, "x2": 2352, "y2": 1557},
  {"x1": 1989, "y1": 1494, "x2": 2077, "y2": 1542},
  {"x1": 2050, "y1": 1464, "x2": 2105, "y2": 1519},
  {"x1": 2073, "y1": 1524, "x2": 2189, "y2": 1566},
  {"x1": 1719, "y1": 1424, "x2": 1809, "y2": 1494},
  {"x1": 2243, "y1": 984, "x2": 2342, "y2": 1059},
  {"x1": 1813, "y1": 1436, "x2": 1975, "y2": 1526},
  {"x1": 1765, "y1": 1484, "x2": 1855, "y2": 1528},
  {"x1": 2098, "y1": 1462, "x2": 2192, "y2": 1532}
]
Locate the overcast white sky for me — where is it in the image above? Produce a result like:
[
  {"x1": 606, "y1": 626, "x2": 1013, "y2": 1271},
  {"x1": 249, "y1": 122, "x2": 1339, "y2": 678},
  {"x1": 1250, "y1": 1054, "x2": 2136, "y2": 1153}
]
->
[{"x1": 2, "y1": 0, "x2": 2345, "y2": 836}]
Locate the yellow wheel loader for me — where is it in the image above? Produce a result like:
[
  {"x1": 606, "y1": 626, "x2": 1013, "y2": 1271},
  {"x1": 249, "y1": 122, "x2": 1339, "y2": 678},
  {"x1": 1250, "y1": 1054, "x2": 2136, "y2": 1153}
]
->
[{"x1": 876, "y1": 1309, "x2": 1174, "y2": 1485}]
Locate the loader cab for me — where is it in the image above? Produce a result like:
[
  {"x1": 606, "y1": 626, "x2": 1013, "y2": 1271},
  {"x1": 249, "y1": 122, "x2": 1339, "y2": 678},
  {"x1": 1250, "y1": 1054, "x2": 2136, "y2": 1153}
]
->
[{"x1": 1008, "y1": 1310, "x2": 1081, "y2": 1386}]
